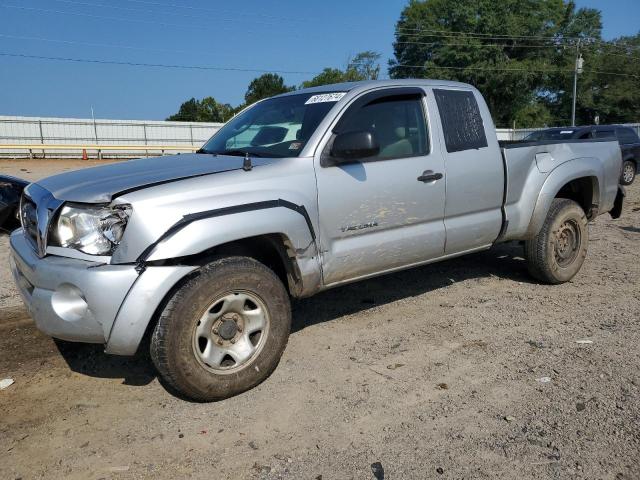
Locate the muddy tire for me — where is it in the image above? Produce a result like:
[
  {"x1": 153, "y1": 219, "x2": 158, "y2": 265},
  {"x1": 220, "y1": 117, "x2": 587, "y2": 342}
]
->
[
  {"x1": 150, "y1": 256, "x2": 291, "y2": 401},
  {"x1": 621, "y1": 160, "x2": 636, "y2": 186},
  {"x1": 524, "y1": 199, "x2": 588, "y2": 284}
]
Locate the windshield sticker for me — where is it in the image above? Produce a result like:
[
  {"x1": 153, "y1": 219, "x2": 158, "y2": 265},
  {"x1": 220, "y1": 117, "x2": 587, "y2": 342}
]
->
[
  {"x1": 289, "y1": 142, "x2": 303, "y2": 150},
  {"x1": 305, "y1": 92, "x2": 346, "y2": 105}
]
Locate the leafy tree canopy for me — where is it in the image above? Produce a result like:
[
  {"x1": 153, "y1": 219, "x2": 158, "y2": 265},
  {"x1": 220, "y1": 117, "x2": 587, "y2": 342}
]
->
[
  {"x1": 389, "y1": 0, "x2": 639, "y2": 127},
  {"x1": 302, "y1": 51, "x2": 381, "y2": 88},
  {"x1": 168, "y1": 51, "x2": 381, "y2": 120},
  {"x1": 244, "y1": 73, "x2": 295, "y2": 106},
  {"x1": 167, "y1": 97, "x2": 235, "y2": 123}
]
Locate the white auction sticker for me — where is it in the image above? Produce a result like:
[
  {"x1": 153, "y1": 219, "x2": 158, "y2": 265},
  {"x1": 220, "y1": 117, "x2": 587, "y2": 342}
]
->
[{"x1": 305, "y1": 92, "x2": 346, "y2": 104}]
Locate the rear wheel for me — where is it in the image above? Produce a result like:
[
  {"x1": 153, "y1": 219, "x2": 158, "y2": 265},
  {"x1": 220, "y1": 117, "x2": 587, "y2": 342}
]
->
[
  {"x1": 150, "y1": 256, "x2": 291, "y2": 401},
  {"x1": 525, "y1": 199, "x2": 588, "y2": 284},
  {"x1": 621, "y1": 160, "x2": 636, "y2": 185}
]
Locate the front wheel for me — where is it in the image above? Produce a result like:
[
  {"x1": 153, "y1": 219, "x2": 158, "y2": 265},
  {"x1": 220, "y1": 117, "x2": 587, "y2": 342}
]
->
[
  {"x1": 621, "y1": 160, "x2": 636, "y2": 185},
  {"x1": 150, "y1": 256, "x2": 291, "y2": 401},
  {"x1": 524, "y1": 199, "x2": 588, "y2": 284}
]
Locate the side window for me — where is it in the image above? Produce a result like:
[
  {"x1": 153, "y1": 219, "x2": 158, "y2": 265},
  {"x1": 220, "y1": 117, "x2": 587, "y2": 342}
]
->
[
  {"x1": 334, "y1": 94, "x2": 429, "y2": 160},
  {"x1": 594, "y1": 129, "x2": 615, "y2": 139},
  {"x1": 616, "y1": 128, "x2": 639, "y2": 145},
  {"x1": 577, "y1": 131, "x2": 593, "y2": 139},
  {"x1": 433, "y1": 89, "x2": 488, "y2": 153}
]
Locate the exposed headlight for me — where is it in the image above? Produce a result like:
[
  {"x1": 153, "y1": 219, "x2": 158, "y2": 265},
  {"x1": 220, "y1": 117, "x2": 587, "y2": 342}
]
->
[{"x1": 54, "y1": 204, "x2": 131, "y2": 255}]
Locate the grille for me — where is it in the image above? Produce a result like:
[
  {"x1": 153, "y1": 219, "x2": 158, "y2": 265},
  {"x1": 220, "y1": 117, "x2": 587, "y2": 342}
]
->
[{"x1": 20, "y1": 196, "x2": 39, "y2": 250}]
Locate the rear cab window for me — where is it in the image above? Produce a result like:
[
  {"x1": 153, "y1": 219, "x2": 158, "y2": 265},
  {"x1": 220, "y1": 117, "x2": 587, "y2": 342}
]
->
[{"x1": 433, "y1": 89, "x2": 488, "y2": 153}]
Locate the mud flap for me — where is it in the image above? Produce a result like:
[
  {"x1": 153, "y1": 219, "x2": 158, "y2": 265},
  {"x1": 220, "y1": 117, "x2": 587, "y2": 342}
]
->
[{"x1": 610, "y1": 186, "x2": 625, "y2": 219}]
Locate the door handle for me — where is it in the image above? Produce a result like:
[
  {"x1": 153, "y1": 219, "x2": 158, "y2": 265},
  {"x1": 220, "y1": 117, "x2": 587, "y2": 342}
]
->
[{"x1": 417, "y1": 170, "x2": 443, "y2": 183}]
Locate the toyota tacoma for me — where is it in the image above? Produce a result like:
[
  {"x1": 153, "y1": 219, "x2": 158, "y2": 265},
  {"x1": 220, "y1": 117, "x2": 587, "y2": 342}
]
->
[{"x1": 10, "y1": 80, "x2": 625, "y2": 401}]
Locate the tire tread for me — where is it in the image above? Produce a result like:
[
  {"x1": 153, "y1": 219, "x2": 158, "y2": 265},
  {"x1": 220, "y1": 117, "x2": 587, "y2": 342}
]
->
[
  {"x1": 524, "y1": 198, "x2": 587, "y2": 284},
  {"x1": 150, "y1": 256, "x2": 290, "y2": 401}
]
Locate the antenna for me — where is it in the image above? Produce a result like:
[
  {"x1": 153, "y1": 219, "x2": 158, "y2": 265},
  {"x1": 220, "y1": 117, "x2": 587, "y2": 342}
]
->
[{"x1": 243, "y1": 152, "x2": 253, "y2": 171}]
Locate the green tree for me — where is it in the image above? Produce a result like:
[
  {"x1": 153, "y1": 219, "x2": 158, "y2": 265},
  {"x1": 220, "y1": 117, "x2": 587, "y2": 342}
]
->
[
  {"x1": 167, "y1": 97, "x2": 235, "y2": 122},
  {"x1": 348, "y1": 51, "x2": 381, "y2": 81},
  {"x1": 301, "y1": 68, "x2": 350, "y2": 88},
  {"x1": 301, "y1": 51, "x2": 382, "y2": 88},
  {"x1": 546, "y1": 33, "x2": 640, "y2": 125},
  {"x1": 389, "y1": 0, "x2": 604, "y2": 127},
  {"x1": 167, "y1": 98, "x2": 200, "y2": 122},
  {"x1": 513, "y1": 101, "x2": 554, "y2": 129},
  {"x1": 244, "y1": 73, "x2": 294, "y2": 106}
]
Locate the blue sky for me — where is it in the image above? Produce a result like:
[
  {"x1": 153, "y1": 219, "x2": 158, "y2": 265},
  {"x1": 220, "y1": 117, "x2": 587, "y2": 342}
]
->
[{"x1": 0, "y1": 0, "x2": 638, "y2": 120}]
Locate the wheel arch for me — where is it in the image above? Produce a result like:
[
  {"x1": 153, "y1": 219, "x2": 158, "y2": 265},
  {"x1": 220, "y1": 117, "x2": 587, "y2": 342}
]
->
[
  {"x1": 152, "y1": 233, "x2": 308, "y2": 297},
  {"x1": 527, "y1": 158, "x2": 603, "y2": 238},
  {"x1": 139, "y1": 205, "x2": 322, "y2": 298}
]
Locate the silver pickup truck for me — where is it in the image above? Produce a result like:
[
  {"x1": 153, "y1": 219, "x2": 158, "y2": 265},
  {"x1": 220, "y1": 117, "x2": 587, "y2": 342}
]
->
[{"x1": 10, "y1": 80, "x2": 624, "y2": 401}]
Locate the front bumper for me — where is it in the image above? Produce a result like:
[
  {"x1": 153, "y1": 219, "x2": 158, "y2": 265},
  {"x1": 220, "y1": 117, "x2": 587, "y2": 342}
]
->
[
  {"x1": 10, "y1": 229, "x2": 197, "y2": 354},
  {"x1": 10, "y1": 229, "x2": 139, "y2": 344}
]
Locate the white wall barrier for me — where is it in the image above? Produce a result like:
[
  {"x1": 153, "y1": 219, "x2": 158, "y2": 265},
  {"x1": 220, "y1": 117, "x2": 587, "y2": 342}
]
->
[
  {"x1": 1, "y1": 115, "x2": 638, "y2": 158},
  {"x1": 0, "y1": 115, "x2": 223, "y2": 158}
]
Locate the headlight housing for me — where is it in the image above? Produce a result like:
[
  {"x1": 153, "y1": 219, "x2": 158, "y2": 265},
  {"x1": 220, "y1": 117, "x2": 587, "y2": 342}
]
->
[{"x1": 53, "y1": 204, "x2": 131, "y2": 255}]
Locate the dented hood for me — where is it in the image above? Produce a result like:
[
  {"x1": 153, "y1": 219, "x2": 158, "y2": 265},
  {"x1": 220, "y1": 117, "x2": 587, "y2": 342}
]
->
[{"x1": 35, "y1": 153, "x2": 275, "y2": 203}]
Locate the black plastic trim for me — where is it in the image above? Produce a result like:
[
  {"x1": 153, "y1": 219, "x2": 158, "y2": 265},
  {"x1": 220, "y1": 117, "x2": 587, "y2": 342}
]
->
[
  {"x1": 494, "y1": 148, "x2": 509, "y2": 243},
  {"x1": 500, "y1": 138, "x2": 620, "y2": 149},
  {"x1": 136, "y1": 199, "x2": 316, "y2": 263}
]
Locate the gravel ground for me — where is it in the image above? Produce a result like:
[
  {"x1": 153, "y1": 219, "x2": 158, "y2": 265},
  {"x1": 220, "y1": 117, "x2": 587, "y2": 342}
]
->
[{"x1": 0, "y1": 159, "x2": 639, "y2": 480}]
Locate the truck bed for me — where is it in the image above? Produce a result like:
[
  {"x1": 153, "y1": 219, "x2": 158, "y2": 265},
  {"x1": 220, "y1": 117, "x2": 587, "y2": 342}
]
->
[{"x1": 498, "y1": 138, "x2": 622, "y2": 241}]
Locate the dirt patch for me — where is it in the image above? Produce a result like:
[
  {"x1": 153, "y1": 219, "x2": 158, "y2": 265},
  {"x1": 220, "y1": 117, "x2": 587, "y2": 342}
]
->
[{"x1": 0, "y1": 159, "x2": 639, "y2": 479}]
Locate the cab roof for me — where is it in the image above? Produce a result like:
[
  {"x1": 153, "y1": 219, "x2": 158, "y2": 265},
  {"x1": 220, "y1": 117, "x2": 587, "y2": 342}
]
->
[{"x1": 274, "y1": 79, "x2": 475, "y2": 98}]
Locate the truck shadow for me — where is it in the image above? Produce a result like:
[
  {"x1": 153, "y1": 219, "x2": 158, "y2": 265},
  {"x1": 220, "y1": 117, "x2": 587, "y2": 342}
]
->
[
  {"x1": 291, "y1": 241, "x2": 530, "y2": 333},
  {"x1": 52, "y1": 242, "x2": 529, "y2": 396},
  {"x1": 54, "y1": 337, "x2": 157, "y2": 387}
]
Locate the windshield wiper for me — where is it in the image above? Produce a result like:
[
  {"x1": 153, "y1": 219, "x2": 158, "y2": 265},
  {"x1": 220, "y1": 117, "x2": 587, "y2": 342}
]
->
[
  {"x1": 196, "y1": 148, "x2": 214, "y2": 154},
  {"x1": 216, "y1": 149, "x2": 265, "y2": 158}
]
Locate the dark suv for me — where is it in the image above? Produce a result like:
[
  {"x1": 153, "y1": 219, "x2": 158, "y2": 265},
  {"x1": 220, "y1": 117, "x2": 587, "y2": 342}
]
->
[{"x1": 524, "y1": 125, "x2": 640, "y2": 185}]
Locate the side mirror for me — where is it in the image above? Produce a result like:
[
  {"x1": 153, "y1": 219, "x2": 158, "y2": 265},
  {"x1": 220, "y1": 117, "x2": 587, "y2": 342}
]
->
[{"x1": 330, "y1": 131, "x2": 379, "y2": 164}]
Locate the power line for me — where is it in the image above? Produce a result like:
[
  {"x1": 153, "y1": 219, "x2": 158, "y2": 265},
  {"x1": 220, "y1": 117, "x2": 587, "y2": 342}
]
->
[
  {"x1": 394, "y1": 40, "x2": 640, "y2": 60},
  {"x1": 395, "y1": 27, "x2": 640, "y2": 53},
  {"x1": 2, "y1": 49, "x2": 636, "y2": 80},
  {"x1": 49, "y1": 0, "x2": 280, "y2": 27},
  {"x1": 394, "y1": 25, "x2": 592, "y2": 42},
  {"x1": 0, "y1": 33, "x2": 277, "y2": 60},
  {"x1": 9, "y1": 2, "x2": 638, "y2": 55},
  {"x1": 391, "y1": 63, "x2": 640, "y2": 78},
  {"x1": 0, "y1": 51, "x2": 319, "y2": 75},
  {"x1": 4, "y1": 31, "x2": 635, "y2": 64},
  {"x1": 0, "y1": 4, "x2": 253, "y2": 33},
  {"x1": 112, "y1": 0, "x2": 299, "y2": 22},
  {"x1": 395, "y1": 40, "x2": 573, "y2": 49},
  {"x1": 6, "y1": 31, "x2": 633, "y2": 63}
]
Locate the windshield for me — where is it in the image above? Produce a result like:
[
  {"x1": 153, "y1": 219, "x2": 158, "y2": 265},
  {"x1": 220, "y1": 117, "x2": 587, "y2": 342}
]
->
[
  {"x1": 200, "y1": 92, "x2": 345, "y2": 158},
  {"x1": 524, "y1": 129, "x2": 577, "y2": 141}
]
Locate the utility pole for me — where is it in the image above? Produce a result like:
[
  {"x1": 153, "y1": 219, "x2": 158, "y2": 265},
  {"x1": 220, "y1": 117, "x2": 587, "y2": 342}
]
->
[
  {"x1": 91, "y1": 106, "x2": 98, "y2": 143},
  {"x1": 571, "y1": 39, "x2": 584, "y2": 127}
]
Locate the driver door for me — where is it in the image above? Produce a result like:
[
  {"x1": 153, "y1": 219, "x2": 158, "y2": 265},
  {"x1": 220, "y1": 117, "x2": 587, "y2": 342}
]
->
[{"x1": 314, "y1": 87, "x2": 447, "y2": 285}]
